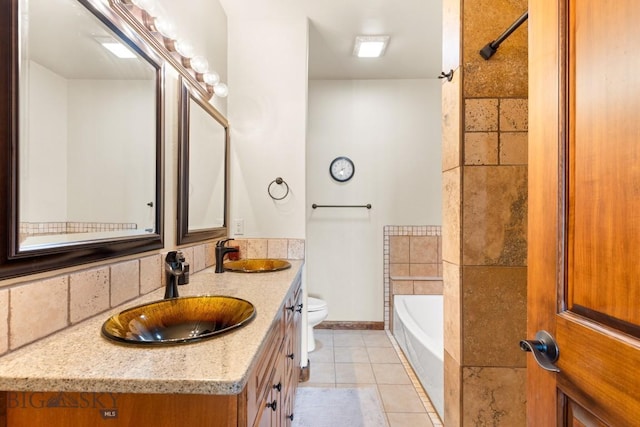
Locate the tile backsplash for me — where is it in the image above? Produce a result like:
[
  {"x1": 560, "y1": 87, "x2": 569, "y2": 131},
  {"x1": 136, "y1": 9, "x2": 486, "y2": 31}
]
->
[{"x1": 0, "y1": 238, "x2": 304, "y2": 355}]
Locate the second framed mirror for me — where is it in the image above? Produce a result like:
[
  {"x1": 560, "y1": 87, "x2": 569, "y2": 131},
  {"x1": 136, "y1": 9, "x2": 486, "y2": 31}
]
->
[{"x1": 177, "y1": 77, "x2": 228, "y2": 244}]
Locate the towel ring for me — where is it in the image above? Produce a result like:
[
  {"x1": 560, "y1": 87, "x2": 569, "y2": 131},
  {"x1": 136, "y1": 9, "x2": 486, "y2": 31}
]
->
[{"x1": 268, "y1": 177, "x2": 290, "y2": 200}]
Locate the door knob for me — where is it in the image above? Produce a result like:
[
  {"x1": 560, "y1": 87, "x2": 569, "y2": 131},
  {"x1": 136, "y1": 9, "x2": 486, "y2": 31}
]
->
[{"x1": 520, "y1": 330, "x2": 560, "y2": 373}]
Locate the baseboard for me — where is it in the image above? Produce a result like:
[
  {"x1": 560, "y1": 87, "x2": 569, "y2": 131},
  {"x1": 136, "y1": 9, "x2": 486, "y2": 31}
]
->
[{"x1": 316, "y1": 321, "x2": 384, "y2": 330}]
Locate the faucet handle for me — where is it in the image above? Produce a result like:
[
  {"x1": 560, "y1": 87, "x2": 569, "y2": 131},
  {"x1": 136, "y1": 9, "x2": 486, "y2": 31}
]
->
[{"x1": 216, "y1": 238, "x2": 234, "y2": 248}]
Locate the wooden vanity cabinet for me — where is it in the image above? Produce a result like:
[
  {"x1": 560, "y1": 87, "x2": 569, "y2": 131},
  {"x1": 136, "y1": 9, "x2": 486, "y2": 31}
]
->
[{"x1": 0, "y1": 279, "x2": 303, "y2": 427}]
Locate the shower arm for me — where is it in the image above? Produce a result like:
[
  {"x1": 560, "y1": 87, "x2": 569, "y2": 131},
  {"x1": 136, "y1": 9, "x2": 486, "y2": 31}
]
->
[{"x1": 479, "y1": 11, "x2": 528, "y2": 60}]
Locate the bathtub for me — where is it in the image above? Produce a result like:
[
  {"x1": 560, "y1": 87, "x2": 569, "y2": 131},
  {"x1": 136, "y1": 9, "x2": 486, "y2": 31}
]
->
[{"x1": 393, "y1": 294, "x2": 444, "y2": 419}]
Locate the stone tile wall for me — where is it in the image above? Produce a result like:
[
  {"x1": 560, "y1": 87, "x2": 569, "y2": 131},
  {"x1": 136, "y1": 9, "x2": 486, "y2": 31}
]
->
[
  {"x1": 383, "y1": 226, "x2": 442, "y2": 330},
  {"x1": 442, "y1": 0, "x2": 528, "y2": 425},
  {"x1": 0, "y1": 238, "x2": 304, "y2": 355}
]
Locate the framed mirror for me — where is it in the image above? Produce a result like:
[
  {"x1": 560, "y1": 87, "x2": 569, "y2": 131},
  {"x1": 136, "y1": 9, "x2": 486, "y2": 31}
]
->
[
  {"x1": 0, "y1": 0, "x2": 164, "y2": 278},
  {"x1": 177, "y1": 77, "x2": 228, "y2": 244}
]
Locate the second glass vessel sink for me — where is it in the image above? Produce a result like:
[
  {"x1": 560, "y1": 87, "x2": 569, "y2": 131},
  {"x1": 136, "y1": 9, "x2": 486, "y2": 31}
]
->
[
  {"x1": 101, "y1": 295, "x2": 256, "y2": 345},
  {"x1": 223, "y1": 258, "x2": 292, "y2": 273}
]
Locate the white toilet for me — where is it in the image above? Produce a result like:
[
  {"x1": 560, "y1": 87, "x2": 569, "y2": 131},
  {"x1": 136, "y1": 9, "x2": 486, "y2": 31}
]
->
[{"x1": 307, "y1": 296, "x2": 328, "y2": 352}]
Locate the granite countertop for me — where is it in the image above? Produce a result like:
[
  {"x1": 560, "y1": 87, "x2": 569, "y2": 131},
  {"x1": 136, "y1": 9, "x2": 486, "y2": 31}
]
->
[{"x1": 0, "y1": 260, "x2": 303, "y2": 396}]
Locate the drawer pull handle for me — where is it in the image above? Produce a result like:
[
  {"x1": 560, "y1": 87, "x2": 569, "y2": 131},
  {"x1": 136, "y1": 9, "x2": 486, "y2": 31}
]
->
[
  {"x1": 286, "y1": 305, "x2": 295, "y2": 312},
  {"x1": 287, "y1": 353, "x2": 295, "y2": 359},
  {"x1": 295, "y1": 303, "x2": 303, "y2": 313},
  {"x1": 287, "y1": 413, "x2": 294, "y2": 421},
  {"x1": 266, "y1": 400, "x2": 277, "y2": 411},
  {"x1": 273, "y1": 382, "x2": 282, "y2": 392}
]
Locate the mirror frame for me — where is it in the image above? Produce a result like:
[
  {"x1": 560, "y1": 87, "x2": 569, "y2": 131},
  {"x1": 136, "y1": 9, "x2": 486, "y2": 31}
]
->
[
  {"x1": 0, "y1": 0, "x2": 165, "y2": 279},
  {"x1": 177, "y1": 77, "x2": 229, "y2": 245}
]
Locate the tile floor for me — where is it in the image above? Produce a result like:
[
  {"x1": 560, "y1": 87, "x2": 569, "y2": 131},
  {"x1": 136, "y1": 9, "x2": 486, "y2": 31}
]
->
[{"x1": 300, "y1": 329, "x2": 442, "y2": 427}]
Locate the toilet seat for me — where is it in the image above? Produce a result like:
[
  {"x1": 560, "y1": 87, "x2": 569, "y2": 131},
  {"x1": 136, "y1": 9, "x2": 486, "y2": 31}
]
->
[{"x1": 307, "y1": 296, "x2": 327, "y2": 312}]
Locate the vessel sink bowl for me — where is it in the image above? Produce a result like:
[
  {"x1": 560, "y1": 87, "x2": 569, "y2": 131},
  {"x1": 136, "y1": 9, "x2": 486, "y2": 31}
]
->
[
  {"x1": 223, "y1": 258, "x2": 292, "y2": 273},
  {"x1": 101, "y1": 296, "x2": 256, "y2": 345}
]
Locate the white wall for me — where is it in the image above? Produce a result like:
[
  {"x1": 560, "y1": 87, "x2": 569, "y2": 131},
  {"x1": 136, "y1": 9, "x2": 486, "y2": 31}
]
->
[
  {"x1": 23, "y1": 61, "x2": 69, "y2": 222},
  {"x1": 67, "y1": 79, "x2": 156, "y2": 227},
  {"x1": 306, "y1": 79, "x2": 442, "y2": 321},
  {"x1": 222, "y1": 8, "x2": 308, "y2": 238}
]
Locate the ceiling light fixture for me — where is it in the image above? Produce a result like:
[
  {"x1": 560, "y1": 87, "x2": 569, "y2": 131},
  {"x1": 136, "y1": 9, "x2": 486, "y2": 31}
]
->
[
  {"x1": 95, "y1": 37, "x2": 137, "y2": 59},
  {"x1": 353, "y1": 35, "x2": 390, "y2": 58}
]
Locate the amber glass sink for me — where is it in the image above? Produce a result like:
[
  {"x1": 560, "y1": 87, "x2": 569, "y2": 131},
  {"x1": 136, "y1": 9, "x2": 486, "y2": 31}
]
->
[
  {"x1": 223, "y1": 258, "x2": 291, "y2": 273},
  {"x1": 101, "y1": 296, "x2": 256, "y2": 345}
]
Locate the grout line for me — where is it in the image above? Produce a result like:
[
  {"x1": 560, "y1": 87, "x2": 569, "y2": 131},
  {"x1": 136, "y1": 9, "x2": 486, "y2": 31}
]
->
[{"x1": 385, "y1": 330, "x2": 443, "y2": 427}]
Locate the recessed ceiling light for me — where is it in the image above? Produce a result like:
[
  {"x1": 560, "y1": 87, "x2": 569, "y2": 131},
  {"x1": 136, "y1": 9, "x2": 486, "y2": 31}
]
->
[
  {"x1": 353, "y1": 35, "x2": 390, "y2": 58},
  {"x1": 95, "y1": 37, "x2": 137, "y2": 59}
]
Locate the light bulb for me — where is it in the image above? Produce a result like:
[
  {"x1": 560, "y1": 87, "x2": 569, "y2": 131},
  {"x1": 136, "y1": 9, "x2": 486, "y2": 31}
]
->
[
  {"x1": 175, "y1": 39, "x2": 195, "y2": 58},
  {"x1": 203, "y1": 72, "x2": 220, "y2": 86},
  {"x1": 132, "y1": 0, "x2": 158, "y2": 16},
  {"x1": 213, "y1": 82, "x2": 229, "y2": 98},
  {"x1": 190, "y1": 56, "x2": 209, "y2": 74},
  {"x1": 154, "y1": 16, "x2": 176, "y2": 39}
]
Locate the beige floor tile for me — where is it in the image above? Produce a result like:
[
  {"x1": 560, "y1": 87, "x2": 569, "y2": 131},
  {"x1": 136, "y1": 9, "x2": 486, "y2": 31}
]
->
[
  {"x1": 378, "y1": 384, "x2": 427, "y2": 413},
  {"x1": 333, "y1": 333, "x2": 366, "y2": 347},
  {"x1": 387, "y1": 412, "x2": 434, "y2": 427},
  {"x1": 299, "y1": 382, "x2": 335, "y2": 388},
  {"x1": 363, "y1": 333, "x2": 393, "y2": 348},
  {"x1": 335, "y1": 363, "x2": 376, "y2": 384},
  {"x1": 307, "y1": 362, "x2": 335, "y2": 384},
  {"x1": 367, "y1": 347, "x2": 402, "y2": 364},
  {"x1": 309, "y1": 344, "x2": 334, "y2": 363},
  {"x1": 334, "y1": 346, "x2": 370, "y2": 363},
  {"x1": 372, "y1": 364, "x2": 412, "y2": 385}
]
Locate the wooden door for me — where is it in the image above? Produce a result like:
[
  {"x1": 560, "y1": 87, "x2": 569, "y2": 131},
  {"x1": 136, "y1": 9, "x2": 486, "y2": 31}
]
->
[{"x1": 528, "y1": 0, "x2": 640, "y2": 425}]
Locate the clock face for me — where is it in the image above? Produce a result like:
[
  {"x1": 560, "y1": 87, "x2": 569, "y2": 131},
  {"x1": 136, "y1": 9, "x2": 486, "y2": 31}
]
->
[{"x1": 329, "y1": 156, "x2": 355, "y2": 182}]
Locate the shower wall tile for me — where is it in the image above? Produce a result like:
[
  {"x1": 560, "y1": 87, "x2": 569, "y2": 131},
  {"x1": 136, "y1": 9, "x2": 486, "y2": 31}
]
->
[
  {"x1": 499, "y1": 98, "x2": 528, "y2": 131},
  {"x1": 500, "y1": 132, "x2": 528, "y2": 165},
  {"x1": 444, "y1": 351, "x2": 461, "y2": 427},
  {"x1": 462, "y1": 0, "x2": 528, "y2": 98},
  {"x1": 69, "y1": 267, "x2": 110, "y2": 324},
  {"x1": 443, "y1": 261, "x2": 461, "y2": 361},
  {"x1": 392, "y1": 281, "x2": 414, "y2": 295},
  {"x1": 0, "y1": 289, "x2": 7, "y2": 355},
  {"x1": 390, "y1": 236, "x2": 410, "y2": 263},
  {"x1": 462, "y1": 166, "x2": 527, "y2": 266},
  {"x1": 442, "y1": 168, "x2": 461, "y2": 264},
  {"x1": 110, "y1": 260, "x2": 140, "y2": 307},
  {"x1": 442, "y1": 69, "x2": 461, "y2": 172},
  {"x1": 9, "y1": 276, "x2": 68, "y2": 350},
  {"x1": 409, "y1": 264, "x2": 440, "y2": 277},
  {"x1": 442, "y1": 0, "x2": 460, "y2": 72},
  {"x1": 462, "y1": 266, "x2": 527, "y2": 367},
  {"x1": 410, "y1": 236, "x2": 439, "y2": 263},
  {"x1": 140, "y1": 254, "x2": 162, "y2": 295},
  {"x1": 390, "y1": 263, "x2": 410, "y2": 277},
  {"x1": 464, "y1": 99, "x2": 498, "y2": 132},
  {"x1": 462, "y1": 367, "x2": 526, "y2": 426},
  {"x1": 413, "y1": 280, "x2": 444, "y2": 295},
  {"x1": 464, "y1": 132, "x2": 498, "y2": 165}
]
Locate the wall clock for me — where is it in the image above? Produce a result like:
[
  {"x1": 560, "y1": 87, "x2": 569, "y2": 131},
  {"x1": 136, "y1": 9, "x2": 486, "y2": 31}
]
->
[{"x1": 329, "y1": 156, "x2": 355, "y2": 182}]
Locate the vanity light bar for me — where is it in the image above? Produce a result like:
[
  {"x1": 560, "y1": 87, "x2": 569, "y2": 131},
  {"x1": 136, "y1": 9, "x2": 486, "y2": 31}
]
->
[{"x1": 111, "y1": 0, "x2": 228, "y2": 98}]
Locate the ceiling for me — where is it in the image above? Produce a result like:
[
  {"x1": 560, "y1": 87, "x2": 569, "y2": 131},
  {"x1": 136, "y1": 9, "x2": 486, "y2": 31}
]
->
[
  {"x1": 221, "y1": 0, "x2": 443, "y2": 81},
  {"x1": 305, "y1": 0, "x2": 443, "y2": 80}
]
